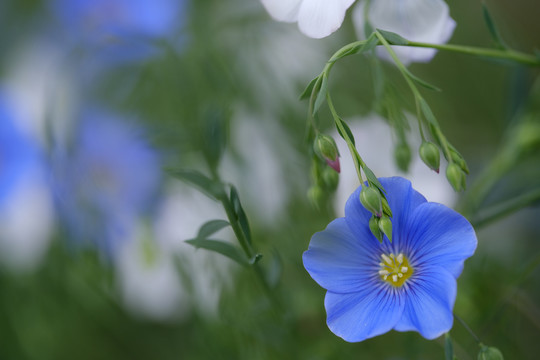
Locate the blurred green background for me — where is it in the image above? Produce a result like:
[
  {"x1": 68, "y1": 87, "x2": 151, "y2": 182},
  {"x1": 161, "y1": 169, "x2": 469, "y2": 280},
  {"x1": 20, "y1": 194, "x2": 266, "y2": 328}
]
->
[{"x1": 0, "y1": 0, "x2": 539, "y2": 359}]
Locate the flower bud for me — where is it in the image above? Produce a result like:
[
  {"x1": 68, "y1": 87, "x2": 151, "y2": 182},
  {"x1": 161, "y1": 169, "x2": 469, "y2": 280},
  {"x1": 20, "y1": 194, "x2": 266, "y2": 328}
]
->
[
  {"x1": 307, "y1": 186, "x2": 324, "y2": 208},
  {"x1": 478, "y1": 346, "x2": 504, "y2": 360},
  {"x1": 322, "y1": 166, "x2": 339, "y2": 191},
  {"x1": 369, "y1": 216, "x2": 383, "y2": 243},
  {"x1": 314, "y1": 134, "x2": 340, "y2": 173},
  {"x1": 394, "y1": 143, "x2": 411, "y2": 172},
  {"x1": 446, "y1": 162, "x2": 466, "y2": 192},
  {"x1": 419, "y1": 141, "x2": 440, "y2": 173},
  {"x1": 360, "y1": 186, "x2": 382, "y2": 216},
  {"x1": 378, "y1": 216, "x2": 393, "y2": 242},
  {"x1": 449, "y1": 149, "x2": 469, "y2": 174}
]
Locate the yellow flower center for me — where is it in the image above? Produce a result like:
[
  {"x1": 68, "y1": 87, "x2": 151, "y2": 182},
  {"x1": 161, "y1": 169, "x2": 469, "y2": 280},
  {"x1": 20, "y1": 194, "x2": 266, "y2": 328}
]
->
[{"x1": 379, "y1": 252, "x2": 413, "y2": 287}]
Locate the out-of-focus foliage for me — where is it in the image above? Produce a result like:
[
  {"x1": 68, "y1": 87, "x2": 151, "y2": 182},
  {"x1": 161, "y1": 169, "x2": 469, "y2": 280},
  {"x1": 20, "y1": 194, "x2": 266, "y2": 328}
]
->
[{"x1": 0, "y1": 0, "x2": 539, "y2": 359}]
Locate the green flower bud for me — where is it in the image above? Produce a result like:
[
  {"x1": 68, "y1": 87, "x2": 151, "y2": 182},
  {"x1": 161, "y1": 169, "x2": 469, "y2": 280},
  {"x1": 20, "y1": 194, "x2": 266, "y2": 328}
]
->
[
  {"x1": 360, "y1": 186, "x2": 382, "y2": 216},
  {"x1": 446, "y1": 163, "x2": 466, "y2": 192},
  {"x1": 314, "y1": 134, "x2": 338, "y2": 161},
  {"x1": 394, "y1": 143, "x2": 412, "y2": 172},
  {"x1": 369, "y1": 216, "x2": 383, "y2": 243},
  {"x1": 419, "y1": 141, "x2": 440, "y2": 173},
  {"x1": 478, "y1": 345, "x2": 504, "y2": 360},
  {"x1": 449, "y1": 149, "x2": 469, "y2": 174},
  {"x1": 322, "y1": 166, "x2": 339, "y2": 191},
  {"x1": 307, "y1": 186, "x2": 324, "y2": 208},
  {"x1": 378, "y1": 216, "x2": 393, "y2": 242},
  {"x1": 381, "y1": 197, "x2": 392, "y2": 218}
]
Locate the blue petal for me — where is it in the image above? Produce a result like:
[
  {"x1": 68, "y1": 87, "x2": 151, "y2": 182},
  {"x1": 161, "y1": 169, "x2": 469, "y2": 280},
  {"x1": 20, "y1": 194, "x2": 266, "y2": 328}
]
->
[
  {"x1": 394, "y1": 265, "x2": 456, "y2": 339},
  {"x1": 303, "y1": 218, "x2": 380, "y2": 294},
  {"x1": 325, "y1": 284, "x2": 405, "y2": 342},
  {"x1": 345, "y1": 177, "x2": 426, "y2": 246},
  {"x1": 403, "y1": 202, "x2": 477, "y2": 277}
]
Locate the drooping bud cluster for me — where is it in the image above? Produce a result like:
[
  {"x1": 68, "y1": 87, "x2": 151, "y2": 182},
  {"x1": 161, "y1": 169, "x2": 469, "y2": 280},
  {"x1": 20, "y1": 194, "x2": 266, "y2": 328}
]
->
[
  {"x1": 394, "y1": 142, "x2": 411, "y2": 172},
  {"x1": 419, "y1": 141, "x2": 440, "y2": 173},
  {"x1": 361, "y1": 184, "x2": 393, "y2": 243},
  {"x1": 314, "y1": 133, "x2": 340, "y2": 173},
  {"x1": 308, "y1": 134, "x2": 341, "y2": 208}
]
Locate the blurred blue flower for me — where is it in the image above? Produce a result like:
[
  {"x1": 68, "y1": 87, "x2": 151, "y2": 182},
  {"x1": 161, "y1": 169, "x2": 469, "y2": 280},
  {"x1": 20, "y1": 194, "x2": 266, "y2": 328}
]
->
[
  {"x1": 0, "y1": 95, "x2": 39, "y2": 204},
  {"x1": 53, "y1": 110, "x2": 161, "y2": 256},
  {"x1": 49, "y1": 0, "x2": 187, "y2": 65},
  {"x1": 303, "y1": 177, "x2": 477, "y2": 342}
]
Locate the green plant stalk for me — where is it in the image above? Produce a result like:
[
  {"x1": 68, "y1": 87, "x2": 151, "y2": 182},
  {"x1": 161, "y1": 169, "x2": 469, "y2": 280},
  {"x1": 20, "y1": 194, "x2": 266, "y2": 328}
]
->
[
  {"x1": 405, "y1": 41, "x2": 540, "y2": 66},
  {"x1": 208, "y1": 167, "x2": 281, "y2": 309},
  {"x1": 470, "y1": 188, "x2": 540, "y2": 228},
  {"x1": 326, "y1": 92, "x2": 365, "y2": 185},
  {"x1": 374, "y1": 30, "x2": 453, "y2": 162}
]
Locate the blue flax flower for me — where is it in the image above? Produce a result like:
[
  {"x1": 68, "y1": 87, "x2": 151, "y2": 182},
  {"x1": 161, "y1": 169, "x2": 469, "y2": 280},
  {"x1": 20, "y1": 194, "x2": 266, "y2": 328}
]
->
[
  {"x1": 303, "y1": 177, "x2": 477, "y2": 342},
  {"x1": 0, "y1": 95, "x2": 39, "y2": 204},
  {"x1": 53, "y1": 110, "x2": 161, "y2": 257}
]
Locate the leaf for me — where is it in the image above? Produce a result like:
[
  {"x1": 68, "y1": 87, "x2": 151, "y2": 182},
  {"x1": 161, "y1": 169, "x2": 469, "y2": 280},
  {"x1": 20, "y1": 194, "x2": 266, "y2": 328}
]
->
[
  {"x1": 313, "y1": 74, "x2": 328, "y2": 115},
  {"x1": 230, "y1": 186, "x2": 252, "y2": 245},
  {"x1": 406, "y1": 71, "x2": 442, "y2": 92},
  {"x1": 185, "y1": 238, "x2": 247, "y2": 266},
  {"x1": 336, "y1": 117, "x2": 355, "y2": 146},
  {"x1": 482, "y1": 3, "x2": 507, "y2": 50},
  {"x1": 376, "y1": 29, "x2": 408, "y2": 46},
  {"x1": 167, "y1": 168, "x2": 225, "y2": 200},
  {"x1": 249, "y1": 253, "x2": 263, "y2": 265},
  {"x1": 444, "y1": 333, "x2": 454, "y2": 360},
  {"x1": 363, "y1": 166, "x2": 385, "y2": 193},
  {"x1": 419, "y1": 98, "x2": 439, "y2": 126},
  {"x1": 330, "y1": 35, "x2": 380, "y2": 63},
  {"x1": 198, "y1": 219, "x2": 230, "y2": 239},
  {"x1": 300, "y1": 76, "x2": 319, "y2": 100}
]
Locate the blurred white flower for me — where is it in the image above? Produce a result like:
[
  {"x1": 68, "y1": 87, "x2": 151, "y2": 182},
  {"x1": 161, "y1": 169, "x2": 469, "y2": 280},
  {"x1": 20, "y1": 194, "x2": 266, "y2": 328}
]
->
[
  {"x1": 353, "y1": 0, "x2": 456, "y2": 65},
  {"x1": 0, "y1": 93, "x2": 54, "y2": 272},
  {"x1": 155, "y1": 182, "x2": 234, "y2": 318},
  {"x1": 260, "y1": 0, "x2": 355, "y2": 39},
  {"x1": 333, "y1": 115, "x2": 456, "y2": 217},
  {"x1": 116, "y1": 224, "x2": 189, "y2": 322}
]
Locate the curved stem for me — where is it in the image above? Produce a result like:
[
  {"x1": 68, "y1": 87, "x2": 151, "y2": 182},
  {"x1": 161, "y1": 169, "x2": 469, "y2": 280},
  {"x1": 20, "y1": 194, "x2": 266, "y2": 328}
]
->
[{"x1": 404, "y1": 41, "x2": 540, "y2": 67}]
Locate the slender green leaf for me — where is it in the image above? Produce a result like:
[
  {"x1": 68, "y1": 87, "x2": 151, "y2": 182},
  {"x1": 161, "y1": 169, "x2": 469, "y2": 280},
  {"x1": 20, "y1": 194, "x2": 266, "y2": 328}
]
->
[
  {"x1": 198, "y1": 219, "x2": 231, "y2": 239},
  {"x1": 313, "y1": 74, "x2": 328, "y2": 115},
  {"x1": 185, "y1": 238, "x2": 247, "y2": 266},
  {"x1": 376, "y1": 29, "x2": 408, "y2": 46},
  {"x1": 419, "y1": 98, "x2": 439, "y2": 126},
  {"x1": 363, "y1": 166, "x2": 385, "y2": 193},
  {"x1": 482, "y1": 3, "x2": 507, "y2": 50},
  {"x1": 249, "y1": 253, "x2": 263, "y2": 265},
  {"x1": 406, "y1": 71, "x2": 442, "y2": 92},
  {"x1": 336, "y1": 118, "x2": 355, "y2": 146},
  {"x1": 230, "y1": 186, "x2": 252, "y2": 245},
  {"x1": 167, "y1": 168, "x2": 225, "y2": 200},
  {"x1": 445, "y1": 333, "x2": 454, "y2": 360},
  {"x1": 300, "y1": 76, "x2": 320, "y2": 100}
]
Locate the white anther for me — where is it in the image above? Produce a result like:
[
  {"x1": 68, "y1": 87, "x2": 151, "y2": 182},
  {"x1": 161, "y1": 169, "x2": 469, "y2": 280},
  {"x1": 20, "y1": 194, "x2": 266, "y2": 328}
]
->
[
  {"x1": 392, "y1": 274, "x2": 398, "y2": 282},
  {"x1": 398, "y1": 273, "x2": 403, "y2": 278},
  {"x1": 379, "y1": 262, "x2": 385, "y2": 267},
  {"x1": 396, "y1": 253, "x2": 404, "y2": 264},
  {"x1": 389, "y1": 253, "x2": 395, "y2": 258},
  {"x1": 381, "y1": 254, "x2": 392, "y2": 264},
  {"x1": 401, "y1": 266, "x2": 408, "y2": 273},
  {"x1": 383, "y1": 275, "x2": 388, "y2": 280},
  {"x1": 379, "y1": 270, "x2": 390, "y2": 276}
]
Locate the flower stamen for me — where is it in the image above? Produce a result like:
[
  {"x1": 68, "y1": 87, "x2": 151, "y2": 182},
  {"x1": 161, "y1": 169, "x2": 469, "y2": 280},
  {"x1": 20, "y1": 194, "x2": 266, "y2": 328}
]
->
[{"x1": 379, "y1": 252, "x2": 413, "y2": 287}]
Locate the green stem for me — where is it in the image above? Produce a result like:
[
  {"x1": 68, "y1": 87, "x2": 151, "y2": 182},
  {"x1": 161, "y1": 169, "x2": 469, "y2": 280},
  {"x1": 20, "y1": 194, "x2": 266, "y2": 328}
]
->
[
  {"x1": 470, "y1": 188, "x2": 540, "y2": 228},
  {"x1": 208, "y1": 167, "x2": 281, "y2": 308},
  {"x1": 326, "y1": 92, "x2": 365, "y2": 184},
  {"x1": 405, "y1": 41, "x2": 540, "y2": 67},
  {"x1": 454, "y1": 313, "x2": 482, "y2": 345}
]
